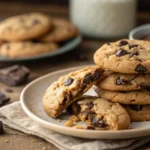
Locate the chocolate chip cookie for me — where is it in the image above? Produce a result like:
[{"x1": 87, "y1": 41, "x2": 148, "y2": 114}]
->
[
  {"x1": 0, "y1": 41, "x2": 58, "y2": 58},
  {"x1": 42, "y1": 66, "x2": 104, "y2": 118},
  {"x1": 68, "y1": 96, "x2": 130, "y2": 130},
  {"x1": 97, "y1": 73, "x2": 150, "y2": 91},
  {"x1": 124, "y1": 105, "x2": 150, "y2": 122},
  {"x1": 0, "y1": 13, "x2": 52, "y2": 41},
  {"x1": 95, "y1": 88, "x2": 150, "y2": 104},
  {"x1": 39, "y1": 18, "x2": 79, "y2": 42},
  {"x1": 94, "y1": 39, "x2": 150, "y2": 74}
]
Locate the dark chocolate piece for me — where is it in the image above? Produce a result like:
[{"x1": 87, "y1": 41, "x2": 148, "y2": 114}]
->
[
  {"x1": 64, "y1": 78, "x2": 74, "y2": 86},
  {"x1": 92, "y1": 117, "x2": 107, "y2": 128},
  {"x1": 32, "y1": 19, "x2": 40, "y2": 25},
  {"x1": 135, "y1": 64, "x2": 147, "y2": 73},
  {"x1": 116, "y1": 77, "x2": 129, "y2": 85},
  {"x1": 116, "y1": 49, "x2": 129, "y2": 57},
  {"x1": 140, "y1": 85, "x2": 150, "y2": 91},
  {"x1": 130, "y1": 105, "x2": 143, "y2": 111},
  {"x1": 91, "y1": 70, "x2": 100, "y2": 81},
  {"x1": 87, "y1": 101, "x2": 93, "y2": 110},
  {"x1": 118, "y1": 40, "x2": 128, "y2": 46},
  {"x1": 129, "y1": 44, "x2": 138, "y2": 49},
  {"x1": 83, "y1": 73, "x2": 92, "y2": 84},
  {"x1": 130, "y1": 50, "x2": 138, "y2": 57},
  {"x1": 0, "y1": 65, "x2": 30, "y2": 86},
  {"x1": 0, "y1": 92, "x2": 10, "y2": 107},
  {"x1": 0, "y1": 121, "x2": 4, "y2": 134}
]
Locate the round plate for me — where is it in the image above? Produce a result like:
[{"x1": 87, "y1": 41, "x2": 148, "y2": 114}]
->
[
  {"x1": 0, "y1": 35, "x2": 82, "y2": 62},
  {"x1": 20, "y1": 66, "x2": 150, "y2": 139}
]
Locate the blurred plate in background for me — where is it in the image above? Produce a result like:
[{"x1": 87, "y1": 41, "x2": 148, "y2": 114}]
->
[{"x1": 0, "y1": 35, "x2": 82, "y2": 62}]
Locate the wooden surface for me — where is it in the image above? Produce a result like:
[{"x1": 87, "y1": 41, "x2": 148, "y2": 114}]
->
[{"x1": 0, "y1": 2, "x2": 150, "y2": 150}]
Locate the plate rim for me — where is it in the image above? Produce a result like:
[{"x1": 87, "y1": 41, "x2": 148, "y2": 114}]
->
[
  {"x1": 20, "y1": 66, "x2": 150, "y2": 139},
  {"x1": 0, "y1": 35, "x2": 82, "y2": 62}
]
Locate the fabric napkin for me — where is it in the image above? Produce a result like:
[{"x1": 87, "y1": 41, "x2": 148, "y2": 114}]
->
[{"x1": 0, "y1": 102, "x2": 150, "y2": 150}]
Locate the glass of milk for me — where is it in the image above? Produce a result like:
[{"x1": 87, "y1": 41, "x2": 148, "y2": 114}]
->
[{"x1": 69, "y1": 0, "x2": 137, "y2": 39}]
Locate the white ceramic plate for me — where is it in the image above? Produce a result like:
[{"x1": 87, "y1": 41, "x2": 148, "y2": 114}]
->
[{"x1": 20, "y1": 66, "x2": 150, "y2": 139}]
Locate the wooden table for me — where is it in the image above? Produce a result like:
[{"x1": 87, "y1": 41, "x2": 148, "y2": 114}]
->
[{"x1": 0, "y1": 2, "x2": 150, "y2": 150}]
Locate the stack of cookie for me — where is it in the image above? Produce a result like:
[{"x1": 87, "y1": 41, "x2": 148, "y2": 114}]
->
[
  {"x1": 94, "y1": 39, "x2": 150, "y2": 122},
  {"x1": 0, "y1": 12, "x2": 78, "y2": 58}
]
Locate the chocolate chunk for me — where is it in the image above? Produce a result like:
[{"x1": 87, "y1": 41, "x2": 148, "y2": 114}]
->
[
  {"x1": 0, "y1": 121, "x2": 4, "y2": 134},
  {"x1": 92, "y1": 117, "x2": 107, "y2": 128},
  {"x1": 64, "y1": 78, "x2": 74, "y2": 86},
  {"x1": 130, "y1": 105, "x2": 143, "y2": 111},
  {"x1": 140, "y1": 85, "x2": 150, "y2": 91},
  {"x1": 87, "y1": 101, "x2": 93, "y2": 110},
  {"x1": 130, "y1": 50, "x2": 138, "y2": 57},
  {"x1": 66, "y1": 106, "x2": 73, "y2": 114},
  {"x1": 135, "y1": 64, "x2": 147, "y2": 73},
  {"x1": 83, "y1": 73, "x2": 92, "y2": 84},
  {"x1": 0, "y1": 65, "x2": 30, "y2": 86},
  {"x1": 0, "y1": 92, "x2": 10, "y2": 107},
  {"x1": 118, "y1": 40, "x2": 128, "y2": 46},
  {"x1": 91, "y1": 70, "x2": 100, "y2": 81},
  {"x1": 129, "y1": 44, "x2": 138, "y2": 49},
  {"x1": 116, "y1": 49, "x2": 129, "y2": 57},
  {"x1": 32, "y1": 19, "x2": 40, "y2": 25},
  {"x1": 107, "y1": 43, "x2": 111, "y2": 45},
  {"x1": 116, "y1": 77, "x2": 129, "y2": 85}
]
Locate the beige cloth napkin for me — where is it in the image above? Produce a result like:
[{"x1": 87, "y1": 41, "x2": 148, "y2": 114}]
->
[{"x1": 0, "y1": 102, "x2": 150, "y2": 150}]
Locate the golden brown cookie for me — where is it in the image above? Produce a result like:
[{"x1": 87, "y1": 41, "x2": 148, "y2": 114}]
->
[
  {"x1": 97, "y1": 73, "x2": 150, "y2": 91},
  {"x1": 0, "y1": 41, "x2": 58, "y2": 58},
  {"x1": 94, "y1": 39, "x2": 150, "y2": 74},
  {"x1": 0, "y1": 13, "x2": 52, "y2": 41},
  {"x1": 39, "y1": 18, "x2": 79, "y2": 42},
  {"x1": 68, "y1": 96, "x2": 130, "y2": 130},
  {"x1": 42, "y1": 66, "x2": 105, "y2": 118}
]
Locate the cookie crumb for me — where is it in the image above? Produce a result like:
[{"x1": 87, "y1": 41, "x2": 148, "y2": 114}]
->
[
  {"x1": 57, "y1": 119, "x2": 61, "y2": 122},
  {"x1": 73, "y1": 125, "x2": 84, "y2": 129},
  {"x1": 42, "y1": 147, "x2": 47, "y2": 150},
  {"x1": 39, "y1": 142, "x2": 42, "y2": 145},
  {"x1": 65, "y1": 115, "x2": 80, "y2": 127}
]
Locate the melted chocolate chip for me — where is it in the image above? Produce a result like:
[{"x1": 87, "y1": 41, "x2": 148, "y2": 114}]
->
[
  {"x1": 64, "y1": 78, "x2": 74, "y2": 86},
  {"x1": 130, "y1": 105, "x2": 143, "y2": 111},
  {"x1": 76, "y1": 103, "x2": 81, "y2": 113},
  {"x1": 140, "y1": 85, "x2": 150, "y2": 91},
  {"x1": 118, "y1": 40, "x2": 128, "y2": 46},
  {"x1": 83, "y1": 73, "x2": 92, "y2": 84},
  {"x1": 32, "y1": 19, "x2": 40, "y2": 25},
  {"x1": 116, "y1": 49, "x2": 129, "y2": 57},
  {"x1": 91, "y1": 70, "x2": 101, "y2": 81},
  {"x1": 107, "y1": 43, "x2": 111, "y2": 45},
  {"x1": 135, "y1": 64, "x2": 147, "y2": 73},
  {"x1": 129, "y1": 44, "x2": 138, "y2": 49},
  {"x1": 130, "y1": 50, "x2": 138, "y2": 57},
  {"x1": 87, "y1": 101, "x2": 93, "y2": 109},
  {"x1": 92, "y1": 117, "x2": 107, "y2": 128},
  {"x1": 66, "y1": 106, "x2": 73, "y2": 114},
  {"x1": 116, "y1": 77, "x2": 129, "y2": 85},
  {"x1": 0, "y1": 121, "x2": 4, "y2": 134}
]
